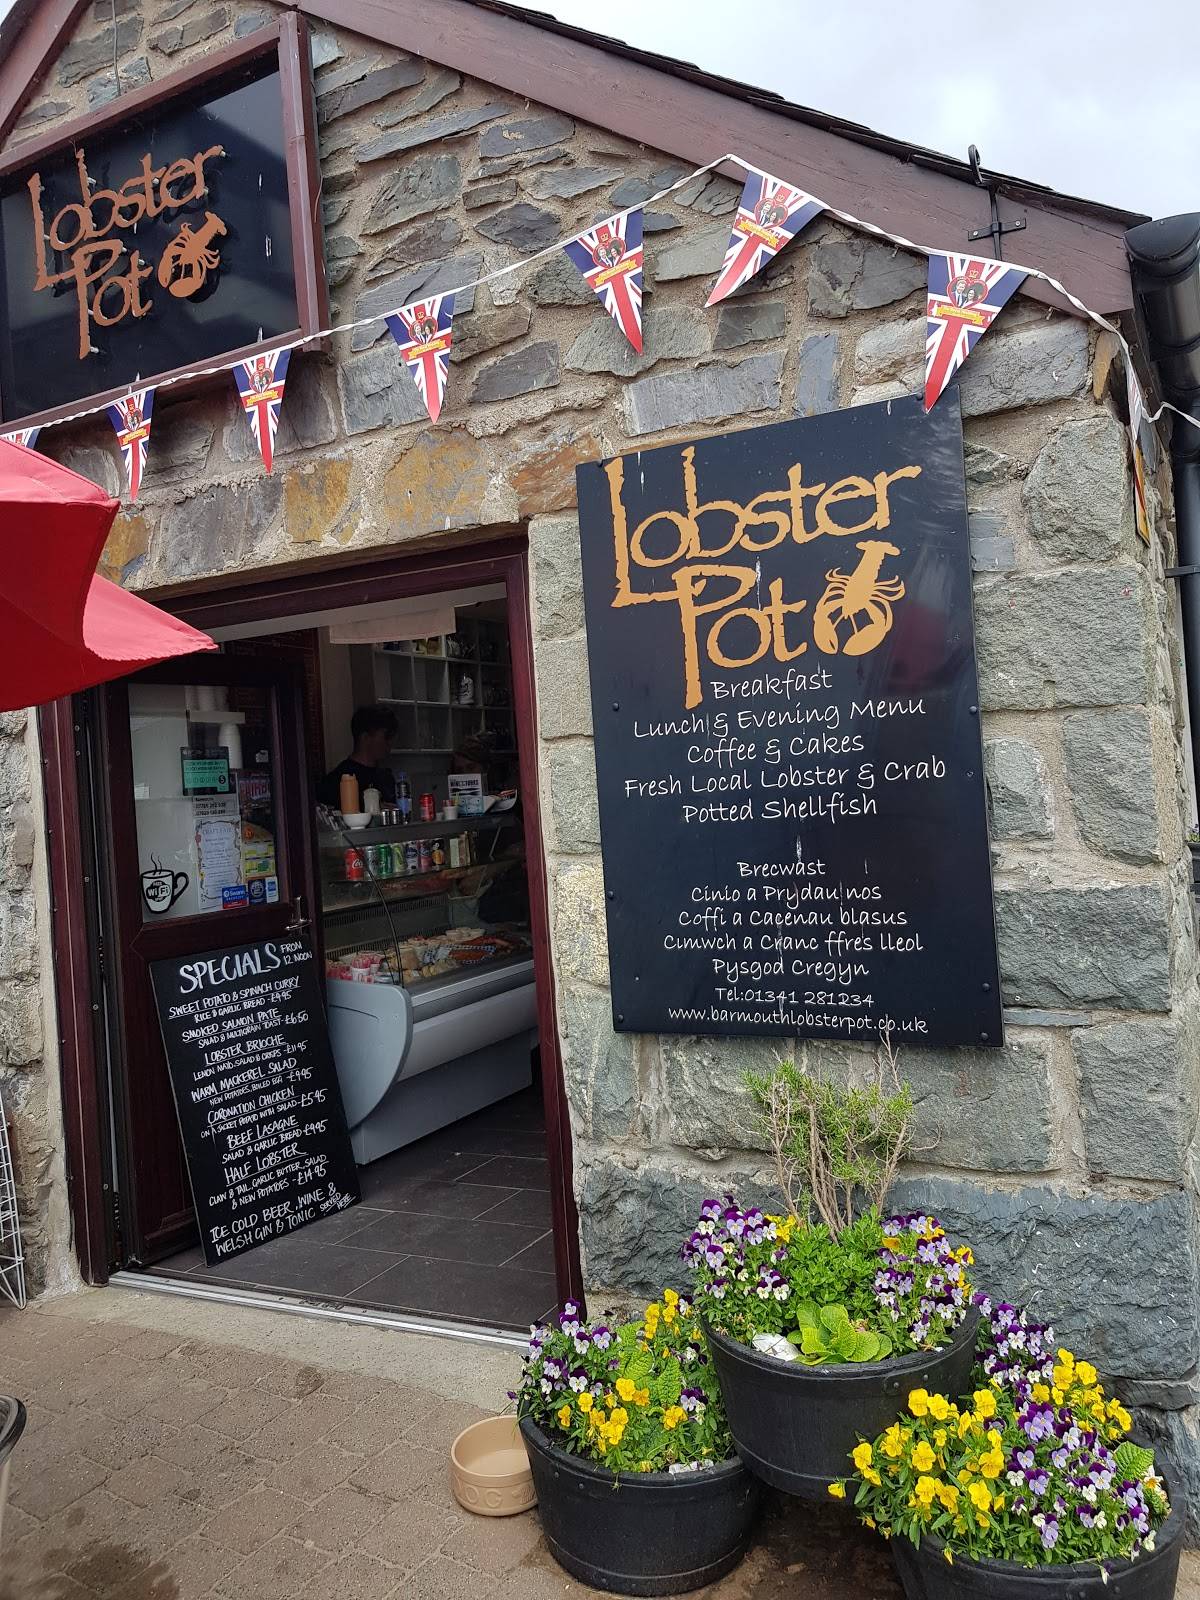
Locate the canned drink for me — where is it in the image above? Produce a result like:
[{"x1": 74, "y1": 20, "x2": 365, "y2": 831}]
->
[
  {"x1": 344, "y1": 847, "x2": 366, "y2": 882},
  {"x1": 403, "y1": 841, "x2": 420, "y2": 874},
  {"x1": 377, "y1": 842, "x2": 394, "y2": 878},
  {"x1": 364, "y1": 844, "x2": 387, "y2": 878},
  {"x1": 417, "y1": 839, "x2": 433, "y2": 872},
  {"x1": 431, "y1": 840, "x2": 446, "y2": 869},
  {"x1": 418, "y1": 792, "x2": 436, "y2": 822}
]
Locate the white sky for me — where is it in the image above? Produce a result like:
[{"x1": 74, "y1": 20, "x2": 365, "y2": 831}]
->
[
  {"x1": 3, "y1": 0, "x2": 1196, "y2": 218},
  {"x1": 509, "y1": 0, "x2": 1200, "y2": 220}
]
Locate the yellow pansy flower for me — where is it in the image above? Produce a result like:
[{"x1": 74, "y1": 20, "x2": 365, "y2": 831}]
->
[
  {"x1": 937, "y1": 1482, "x2": 959, "y2": 1513},
  {"x1": 1076, "y1": 1360, "x2": 1098, "y2": 1387},
  {"x1": 914, "y1": 1476, "x2": 939, "y2": 1507},
  {"x1": 979, "y1": 1449, "x2": 1004, "y2": 1481},
  {"x1": 968, "y1": 1481, "x2": 991, "y2": 1512},
  {"x1": 882, "y1": 1236, "x2": 902, "y2": 1251},
  {"x1": 662, "y1": 1406, "x2": 685, "y2": 1430},
  {"x1": 863, "y1": 1467, "x2": 882, "y2": 1486},
  {"x1": 663, "y1": 1288, "x2": 679, "y2": 1306},
  {"x1": 911, "y1": 1441, "x2": 936, "y2": 1474},
  {"x1": 908, "y1": 1389, "x2": 930, "y2": 1417},
  {"x1": 611, "y1": 1407, "x2": 628, "y2": 1426},
  {"x1": 828, "y1": 1481, "x2": 846, "y2": 1499},
  {"x1": 927, "y1": 1394, "x2": 951, "y2": 1422},
  {"x1": 992, "y1": 1493, "x2": 1006, "y2": 1512},
  {"x1": 882, "y1": 1424, "x2": 904, "y2": 1460},
  {"x1": 616, "y1": 1378, "x2": 636, "y2": 1403},
  {"x1": 944, "y1": 1549, "x2": 955, "y2": 1566},
  {"x1": 557, "y1": 1404, "x2": 572, "y2": 1427},
  {"x1": 972, "y1": 1390, "x2": 997, "y2": 1420},
  {"x1": 852, "y1": 1443, "x2": 874, "y2": 1472},
  {"x1": 578, "y1": 1392, "x2": 594, "y2": 1413},
  {"x1": 933, "y1": 1429, "x2": 948, "y2": 1449},
  {"x1": 634, "y1": 1388, "x2": 650, "y2": 1407},
  {"x1": 1031, "y1": 1383, "x2": 1050, "y2": 1404}
]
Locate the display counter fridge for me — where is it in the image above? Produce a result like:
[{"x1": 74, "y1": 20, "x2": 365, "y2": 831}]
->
[{"x1": 317, "y1": 814, "x2": 537, "y2": 1165}]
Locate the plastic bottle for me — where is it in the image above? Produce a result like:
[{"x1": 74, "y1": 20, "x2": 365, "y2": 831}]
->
[
  {"x1": 339, "y1": 771, "x2": 360, "y2": 815},
  {"x1": 396, "y1": 772, "x2": 412, "y2": 822}
]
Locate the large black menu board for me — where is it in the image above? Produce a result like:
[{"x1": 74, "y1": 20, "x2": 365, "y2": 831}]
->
[
  {"x1": 576, "y1": 394, "x2": 1002, "y2": 1046},
  {"x1": 151, "y1": 936, "x2": 360, "y2": 1265}
]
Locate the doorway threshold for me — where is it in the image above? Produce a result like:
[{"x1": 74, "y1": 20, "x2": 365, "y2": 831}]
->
[{"x1": 109, "y1": 1270, "x2": 528, "y2": 1349}]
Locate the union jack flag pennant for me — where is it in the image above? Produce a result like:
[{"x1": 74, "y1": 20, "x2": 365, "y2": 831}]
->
[
  {"x1": 385, "y1": 293, "x2": 456, "y2": 423},
  {"x1": 706, "y1": 172, "x2": 823, "y2": 307},
  {"x1": 233, "y1": 346, "x2": 292, "y2": 473},
  {"x1": 1, "y1": 427, "x2": 41, "y2": 450},
  {"x1": 564, "y1": 211, "x2": 644, "y2": 352},
  {"x1": 925, "y1": 253, "x2": 1026, "y2": 411},
  {"x1": 106, "y1": 387, "x2": 155, "y2": 500}
]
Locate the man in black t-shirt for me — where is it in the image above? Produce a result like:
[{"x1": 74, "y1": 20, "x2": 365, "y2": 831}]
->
[{"x1": 317, "y1": 705, "x2": 398, "y2": 808}]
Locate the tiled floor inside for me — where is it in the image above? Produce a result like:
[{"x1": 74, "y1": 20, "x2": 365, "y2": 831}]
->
[{"x1": 147, "y1": 1087, "x2": 557, "y2": 1330}]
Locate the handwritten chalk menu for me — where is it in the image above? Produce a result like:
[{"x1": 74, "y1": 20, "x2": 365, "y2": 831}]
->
[
  {"x1": 575, "y1": 394, "x2": 1002, "y2": 1046},
  {"x1": 150, "y1": 936, "x2": 360, "y2": 1265}
]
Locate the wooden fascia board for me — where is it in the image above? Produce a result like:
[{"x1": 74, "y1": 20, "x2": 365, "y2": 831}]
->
[
  {"x1": 297, "y1": 0, "x2": 1133, "y2": 314},
  {"x1": 0, "y1": 0, "x2": 91, "y2": 150}
]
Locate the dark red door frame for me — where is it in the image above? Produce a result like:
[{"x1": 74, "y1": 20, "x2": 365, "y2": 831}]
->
[
  {"x1": 44, "y1": 534, "x2": 584, "y2": 1307},
  {"x1": 39, "y1": 698, "x2": 114, "y2": 1285}
]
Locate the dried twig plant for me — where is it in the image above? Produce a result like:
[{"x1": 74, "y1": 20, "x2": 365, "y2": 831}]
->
[{"x1": 744, "y1": 1030, "x2": 916, "y2": 1237}]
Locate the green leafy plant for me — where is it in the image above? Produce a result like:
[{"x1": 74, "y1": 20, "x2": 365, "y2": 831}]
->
[
  {"x1": 788, "y1": 1301, "x2": 894, "y2": 1364},
  {"x1": 744, "y1": 1031, "x2": 917, "y2": 1235}
]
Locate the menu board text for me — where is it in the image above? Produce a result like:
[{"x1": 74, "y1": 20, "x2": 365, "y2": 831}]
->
[{"x1": 576, "y1": 396, "x2": 1002, "y2": 1046}]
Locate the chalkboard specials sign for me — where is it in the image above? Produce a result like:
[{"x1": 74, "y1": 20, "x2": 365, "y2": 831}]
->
[
  {"x1": 150, "y1": 935, "x2": 360, "y2": 1265},
  {"x1": 576, "y1": 394, "x2": 1003, "y2": 1047}
]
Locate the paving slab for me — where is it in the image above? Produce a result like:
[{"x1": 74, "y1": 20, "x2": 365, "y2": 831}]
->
[{"x1": 1, "y1": 1286, "x2": 1197, "y2": 1600}]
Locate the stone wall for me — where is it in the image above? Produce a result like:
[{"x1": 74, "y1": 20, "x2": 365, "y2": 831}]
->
[
  {"x1": 6, "y1": 0, "x2": 1200, "y2": 1502},
  {"x1": 0, "y1": 713, "x2": 75, "y2": 1299}
]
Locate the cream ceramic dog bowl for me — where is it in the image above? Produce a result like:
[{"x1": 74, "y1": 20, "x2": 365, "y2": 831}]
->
[{"x1": 450, "y1": 1415, "x2": 536, "y2": 1517}]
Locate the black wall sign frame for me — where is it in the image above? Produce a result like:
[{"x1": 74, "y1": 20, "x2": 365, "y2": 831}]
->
[
  {"x1": 575, "y1": 394, "x2": 1003, "y2": 1048},
  {"x1": 0, "y1": 16, "x2": 327, "y2": 430},
  {"x1": 150, "y1": 933, "x2": 360, "y2": 1266}
]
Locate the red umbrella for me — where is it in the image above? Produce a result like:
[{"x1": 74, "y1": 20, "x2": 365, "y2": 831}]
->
[{"x1": 0, "y1": 437, "x2": 215, "y2": 711}]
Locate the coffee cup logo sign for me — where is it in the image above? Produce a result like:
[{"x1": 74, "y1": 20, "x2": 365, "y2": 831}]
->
[
  {"x1": 141, "y1": 854, "x2": 189, "y2": 915},
  {"x1": 26, "y1": 143, "x2": 226, "y2": 361}
]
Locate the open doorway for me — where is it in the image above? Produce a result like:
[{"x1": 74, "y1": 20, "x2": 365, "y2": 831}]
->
[{"x1": 97, "y1": 563, "x2": 570, "y2": 1333}]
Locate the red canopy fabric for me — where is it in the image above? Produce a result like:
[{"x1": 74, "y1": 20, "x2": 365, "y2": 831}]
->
[{"x1": 0, "y1": 437, "x2": 215, "y2": 711}]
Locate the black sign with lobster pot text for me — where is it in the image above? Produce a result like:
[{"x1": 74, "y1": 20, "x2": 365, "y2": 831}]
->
[
  {"x1": 0, "y1": 59, "x2": 298, "y2": 422},
  {"x1": 150, "y1": 935, "x2": 360, "y2": 1266},
  {"x1": 575, "y1": 394, "x2": 1003, "y2": 1047}
]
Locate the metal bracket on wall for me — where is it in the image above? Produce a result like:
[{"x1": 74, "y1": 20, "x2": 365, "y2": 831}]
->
[
  {"x1": 1166, "y1": 566, "x2": 1200, "y2": 578},
  {"x1": 966, "y1": 146, "x2": 1027, "y2": 259}
]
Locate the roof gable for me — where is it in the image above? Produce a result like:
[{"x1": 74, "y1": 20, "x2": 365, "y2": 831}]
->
[{"x1": 0, "y1": 0, "x2": 1137, "y2": 313}]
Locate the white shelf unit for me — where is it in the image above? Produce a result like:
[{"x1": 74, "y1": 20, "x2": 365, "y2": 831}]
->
[{"x1": 353, "y1": 617, "x2": 517, "y2": 759}]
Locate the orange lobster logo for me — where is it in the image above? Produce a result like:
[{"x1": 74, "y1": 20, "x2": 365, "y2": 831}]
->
[
  {"x1": 813, "y1": 540, "x2": 906, "y2": 656},
  {"x1": 157, "y1": 211, "x2": 227, "y2": 298}
]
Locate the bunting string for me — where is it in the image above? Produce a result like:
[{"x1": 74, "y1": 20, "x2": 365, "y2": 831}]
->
[{"x1": 5, "y1": 146, "x2": 1195, "y2": 454}]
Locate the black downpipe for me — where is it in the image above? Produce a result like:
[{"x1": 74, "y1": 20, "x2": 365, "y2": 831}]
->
[
  {"x1": 1173, "y1": 457, "x2": 1200, "y2": 813},
  {"x1": 1125, "y1": 214, "x2": 1200, "y2": 810}
]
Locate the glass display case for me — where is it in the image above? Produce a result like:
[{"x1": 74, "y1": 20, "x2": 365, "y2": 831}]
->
[
  {"x1": 318, "y1": 810, "x2": 538, "y2": 1165},
  {"x1": 318, "y1": 811, "x2": 531, "y2": 989}
]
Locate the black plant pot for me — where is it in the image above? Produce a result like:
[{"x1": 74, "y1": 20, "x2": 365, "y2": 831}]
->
[
  {"x1": 704, "y1": 1306, "x2": 980, "y2": 1498},
  {"x1": 890, "y1": 1483, "x2": 1184, "y2": 1600},
  {"x1": 518, "y1": 1416, "x2": 762, "y2": 1597}
]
